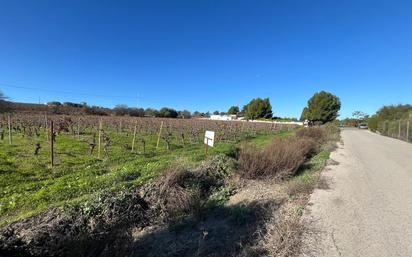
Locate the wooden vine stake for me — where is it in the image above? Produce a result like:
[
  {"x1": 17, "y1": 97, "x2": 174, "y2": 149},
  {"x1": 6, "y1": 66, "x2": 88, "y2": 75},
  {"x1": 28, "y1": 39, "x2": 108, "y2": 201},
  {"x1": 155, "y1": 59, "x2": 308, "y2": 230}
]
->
[
  {"x1": 8, "y1": 113, "x2": 12, "y2": 145},
  {"x1": 45, "y1": 113, "x2": 49, "y2": 142},
  {"x1": 98, "y1": 119, "x2": 102, "y2": 159},
  {"x1": 131, "y1": 121, "x2": 137, "y2": 152},
  {"x1": 50, "y1": 120, "x2": 54, "y2": 167},
  {"x1": 77, "y1": 118, "x2": 81, "y2": 140},
  {"x1": 156, "y1": 121, "x2": 164, "y2": 150}
]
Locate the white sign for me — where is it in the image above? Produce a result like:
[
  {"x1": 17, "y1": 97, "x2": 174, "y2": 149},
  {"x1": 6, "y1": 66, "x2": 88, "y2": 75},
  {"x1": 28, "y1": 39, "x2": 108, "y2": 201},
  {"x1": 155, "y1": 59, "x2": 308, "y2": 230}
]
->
[{"x1": 204, "y1": 130, "x2": 215, "y2": 147}]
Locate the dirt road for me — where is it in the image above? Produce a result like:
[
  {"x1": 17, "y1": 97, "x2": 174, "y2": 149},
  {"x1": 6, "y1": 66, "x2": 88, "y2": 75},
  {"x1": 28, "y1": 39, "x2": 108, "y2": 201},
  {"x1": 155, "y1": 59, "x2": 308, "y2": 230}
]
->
[{"x1": 301, "y1": 128, "x2": 412, "y2": 257}]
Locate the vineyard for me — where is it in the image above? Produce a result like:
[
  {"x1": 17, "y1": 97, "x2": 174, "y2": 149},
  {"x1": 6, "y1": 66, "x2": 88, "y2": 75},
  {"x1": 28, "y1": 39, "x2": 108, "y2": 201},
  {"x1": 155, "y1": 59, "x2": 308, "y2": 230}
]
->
[{"x1": 0, "y1": 113, "x2": 297, "y2": 224}]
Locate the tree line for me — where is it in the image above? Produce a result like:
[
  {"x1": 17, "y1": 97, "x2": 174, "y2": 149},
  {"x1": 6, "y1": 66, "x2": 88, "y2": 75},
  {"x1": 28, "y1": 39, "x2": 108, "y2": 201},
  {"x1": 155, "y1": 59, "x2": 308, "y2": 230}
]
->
[{"x1": 0, "y1": 89, "x2": 343, "y2": 124}]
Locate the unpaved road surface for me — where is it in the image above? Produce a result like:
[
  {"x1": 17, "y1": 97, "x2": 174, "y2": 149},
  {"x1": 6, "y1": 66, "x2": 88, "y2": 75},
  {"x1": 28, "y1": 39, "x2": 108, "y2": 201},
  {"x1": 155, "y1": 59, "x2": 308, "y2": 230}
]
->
[{"x1": 301, "y1": 128, "x2": 412, "y2": 257}]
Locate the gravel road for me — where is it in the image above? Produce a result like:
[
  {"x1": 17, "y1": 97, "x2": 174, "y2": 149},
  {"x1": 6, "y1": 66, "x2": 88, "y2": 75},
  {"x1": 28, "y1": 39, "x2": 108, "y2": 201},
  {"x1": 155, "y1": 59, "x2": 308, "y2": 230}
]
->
[{"x1": 301, "y1": 128, "x2": 412, "y2": 257}]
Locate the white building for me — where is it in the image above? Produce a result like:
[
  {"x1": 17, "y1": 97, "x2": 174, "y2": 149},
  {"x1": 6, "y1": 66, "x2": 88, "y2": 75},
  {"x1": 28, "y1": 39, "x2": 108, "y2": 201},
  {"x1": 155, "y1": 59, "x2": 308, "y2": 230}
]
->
[{"x1": 210, "y1": 114, "x2": 238, "y2": 121}]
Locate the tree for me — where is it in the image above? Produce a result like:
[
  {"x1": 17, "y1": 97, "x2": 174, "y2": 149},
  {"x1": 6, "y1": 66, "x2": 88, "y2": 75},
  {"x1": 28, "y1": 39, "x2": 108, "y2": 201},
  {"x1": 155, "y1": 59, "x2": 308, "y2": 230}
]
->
[
  {"x1": 159, "y1": 107, "x2": 178, "y2": 118},
  {"x1": 300, "y1": 107, "x2": 310, "y2": 121},
  {"x1": 352, "y1": 111, "x2": 368, "y2": 121},
  {"x1": 0, "y1": 90, "x2": 8, "y2": 112},
  {"x1": 301, "y1": 91, "x2": 340, "y2": 124},
  {"x1": 227, "y1": 106, "x2": 239, "y2": 115},
  {"x1": 0, "y1": 91, "x2": 7, "y2": 101},
  {"x1": 178, "y1": 110, "x2": 191, "y2": 119},
  {"x1": 213, "y1": 111, "x2": 219, "y2": 115},
  {"x1": 243, "y1": 98, "x2": 273, "y2": 120},
  {"x1": 128, "y1": 108, "x2": 145, "y2": 117},
  {"x1": 114, "y1": 104, "x2": 128, "y2": 116},
  {"x1": 144, "y1": 108, "x2": 159, "y2": 117}
]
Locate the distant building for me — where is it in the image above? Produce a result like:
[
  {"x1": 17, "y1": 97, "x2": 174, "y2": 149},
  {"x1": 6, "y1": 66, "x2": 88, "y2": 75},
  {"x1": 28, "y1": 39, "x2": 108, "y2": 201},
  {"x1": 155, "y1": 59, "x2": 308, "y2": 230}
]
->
[{"x1": 210, "y1": 114, "x2": 238, "y2": 121}]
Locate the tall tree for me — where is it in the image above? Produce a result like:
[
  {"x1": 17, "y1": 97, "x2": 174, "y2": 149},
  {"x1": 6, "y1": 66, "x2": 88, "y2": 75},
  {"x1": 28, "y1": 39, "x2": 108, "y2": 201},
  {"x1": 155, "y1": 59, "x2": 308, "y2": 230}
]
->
[
  {"x1": 227, "y1": 106, "x2": 240, "y2": 115},
  {"x1": 301, "y1": 91, "x2": 341, "y2": 124},
  {"x1": 243, "y1": 98, "x2": 273, "y2": 120}
]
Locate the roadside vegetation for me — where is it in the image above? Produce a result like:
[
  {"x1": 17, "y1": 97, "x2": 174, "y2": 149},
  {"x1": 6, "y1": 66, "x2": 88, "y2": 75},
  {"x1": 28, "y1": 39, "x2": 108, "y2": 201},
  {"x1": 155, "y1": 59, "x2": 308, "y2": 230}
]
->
[
  {"x1": 0, "y1": 124, "x2": 340, "y2": 257},
  {"x1": 0, "y1": 89, "x2": 342, "y2": 256}
]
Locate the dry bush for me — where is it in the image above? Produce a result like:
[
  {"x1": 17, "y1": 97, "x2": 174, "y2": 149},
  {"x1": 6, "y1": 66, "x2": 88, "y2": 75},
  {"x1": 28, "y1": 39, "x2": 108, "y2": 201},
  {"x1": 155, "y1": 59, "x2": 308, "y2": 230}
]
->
[
  {"x1": 295, "y1": 127, "x2": 327, "y2": 144},
  {"x1": 322, "y1": 124, "x2": 341, "y2": 150},
  {"x1": 141, "y1": 155, "x2": 234, "y2": 223},
  {"x1": 238, "y1": 137, "x2": 317, "y2": 180},
  {"x1": 0, "y1": 191, "x2": 150, "y2": 257},
  {"x1": 259, "y1": 202, "x2": 305, "y2": 257}
]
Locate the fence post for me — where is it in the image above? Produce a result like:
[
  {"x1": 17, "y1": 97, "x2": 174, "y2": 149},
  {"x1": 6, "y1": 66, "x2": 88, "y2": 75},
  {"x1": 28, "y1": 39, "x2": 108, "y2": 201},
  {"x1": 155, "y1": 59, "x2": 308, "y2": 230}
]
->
[
  {"x1": 399, "y1": 120, "x2": 401, "y2": 139},
  {"x1": 7, "y1": 113, "x2": 12, "y2": 145},
  {"x1": 407, "y1": 121, "x2": 410, "y2": 142}
]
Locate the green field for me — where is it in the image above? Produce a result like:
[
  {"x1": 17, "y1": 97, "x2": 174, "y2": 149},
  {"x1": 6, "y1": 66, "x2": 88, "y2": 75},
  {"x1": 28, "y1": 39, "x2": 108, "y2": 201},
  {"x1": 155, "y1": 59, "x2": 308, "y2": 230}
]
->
[{"x1": 0, "y1": 128, "x2": 293, "y2": 225}]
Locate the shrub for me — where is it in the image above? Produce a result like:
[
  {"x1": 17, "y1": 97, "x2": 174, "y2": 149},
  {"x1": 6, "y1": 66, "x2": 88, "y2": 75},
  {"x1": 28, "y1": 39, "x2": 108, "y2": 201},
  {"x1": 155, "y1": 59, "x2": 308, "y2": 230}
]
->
[
  {"x1": 238, "y1": 137, "x2": 317, "y2": 180},
  {"x1": 295, "y1": 127, "x2": 326, "y2": 144},
  {"x1": 141, "y1": 155, "x2": 234, "y2": 222}
]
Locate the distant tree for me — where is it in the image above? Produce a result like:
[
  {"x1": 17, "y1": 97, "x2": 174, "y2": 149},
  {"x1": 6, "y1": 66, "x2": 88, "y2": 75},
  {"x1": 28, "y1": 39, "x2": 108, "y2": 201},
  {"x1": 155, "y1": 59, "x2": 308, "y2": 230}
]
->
[
  {"x1": 178, "y1": 110, "x2": 191, "y2": 119},
  {"x1": 301, "y1": 91, "x2": 341, "y2": 124},
  {"x1": 227, "y1": 106, "x2": 240, "y2": 115},
  {"x1": 63, "y1": 102, "x2": 82, "y2": 108},
  {"x1": 83, "y1": 105, "x2": 108, "y2": 116},
  {"x1": 352, "y1": 111, "x2": 368, "y2": 121},
  {"x1": 159, "y1": 107, "x2": 178, "y2": 118},
  {"x1": 0, "y1": 90, "x2": 8, "y2": 112},
  {"x1": 213, "y1": 111, "x2": 219, "y2": 115},
  {"x1": 0, "y1": 91, "x2": 6, "y2": 101},
  {"x1": 47, "y1": 101, "x2": 62, "y2": 106},
  {"x1": 128, "y1": 108, "x2": 145, "y2": 117},
  {"x1": 144, "y1": 108, "x2": 159, "y2": 117},
  {"x1": 114, "y1": 104, "x2": 128, "y2": 116},
  {"x1": 243, "y1": 98, "x2": 273, "y2": 120},
  {"x1": 367, "y1": 104, "x2": 412, "y2": 132}
]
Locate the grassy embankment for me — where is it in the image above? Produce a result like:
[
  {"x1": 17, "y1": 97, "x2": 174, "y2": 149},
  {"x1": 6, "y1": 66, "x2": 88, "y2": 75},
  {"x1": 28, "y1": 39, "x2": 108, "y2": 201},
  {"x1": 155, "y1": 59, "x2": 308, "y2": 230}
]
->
[{"x1": 0, "y1": 128, "x2": 293, "y2": 225}]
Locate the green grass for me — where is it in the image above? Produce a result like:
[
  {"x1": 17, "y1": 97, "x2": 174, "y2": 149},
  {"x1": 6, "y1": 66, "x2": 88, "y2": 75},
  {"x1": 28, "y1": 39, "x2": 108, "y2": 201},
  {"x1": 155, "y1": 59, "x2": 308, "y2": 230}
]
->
[
  {"x1": 290, "y1": 149, "x2": 331, "y2": 190},
  {"x1": 0, "y1": 129, "x2": 293, "y2": 225}
]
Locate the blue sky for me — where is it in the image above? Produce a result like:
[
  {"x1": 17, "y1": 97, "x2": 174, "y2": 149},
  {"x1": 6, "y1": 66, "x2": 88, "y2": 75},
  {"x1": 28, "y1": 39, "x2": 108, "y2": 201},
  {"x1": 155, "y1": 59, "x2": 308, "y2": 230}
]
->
[{"x1": 1, "y1": 0, "x2": 411, "y2": 118}]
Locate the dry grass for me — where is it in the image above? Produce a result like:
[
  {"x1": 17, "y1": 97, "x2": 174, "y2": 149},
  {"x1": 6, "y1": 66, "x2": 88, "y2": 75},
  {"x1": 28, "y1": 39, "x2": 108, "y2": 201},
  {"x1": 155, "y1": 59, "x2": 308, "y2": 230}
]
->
[
  {"x1": 295, "y1": 127, "x2": 327, "y2": 144},
  {"x1": 238, "y1": 137, "x2": 317, "y2": 180}
]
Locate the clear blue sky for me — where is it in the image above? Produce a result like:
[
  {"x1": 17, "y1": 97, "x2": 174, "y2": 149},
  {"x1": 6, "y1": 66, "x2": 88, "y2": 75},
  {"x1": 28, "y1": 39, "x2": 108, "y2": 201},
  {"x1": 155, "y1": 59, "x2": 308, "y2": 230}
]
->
[{"x1": 1, "y1": 0, "x2": 411, "y2": 118}]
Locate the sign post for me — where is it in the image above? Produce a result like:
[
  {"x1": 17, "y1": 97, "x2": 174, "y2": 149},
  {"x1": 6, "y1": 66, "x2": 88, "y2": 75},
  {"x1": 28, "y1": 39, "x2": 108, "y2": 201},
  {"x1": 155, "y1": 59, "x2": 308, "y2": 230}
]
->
[{"x1": 204, "y1": 130, "x2": 215, "y2": 160}]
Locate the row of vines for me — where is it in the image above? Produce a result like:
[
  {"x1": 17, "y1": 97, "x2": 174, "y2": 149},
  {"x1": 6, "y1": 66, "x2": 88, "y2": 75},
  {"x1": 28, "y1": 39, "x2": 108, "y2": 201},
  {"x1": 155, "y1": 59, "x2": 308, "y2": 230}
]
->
[{"x1": 0, "y1": 113, "x2": 297, "y2": 165}]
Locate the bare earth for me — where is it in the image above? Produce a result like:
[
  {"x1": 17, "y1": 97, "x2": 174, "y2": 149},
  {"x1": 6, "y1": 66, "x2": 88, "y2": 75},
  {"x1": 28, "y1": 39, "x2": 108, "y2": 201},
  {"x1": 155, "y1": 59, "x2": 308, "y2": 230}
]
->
[{"x1": 301, "y1": 128, "x2": 412, "y2": 257}]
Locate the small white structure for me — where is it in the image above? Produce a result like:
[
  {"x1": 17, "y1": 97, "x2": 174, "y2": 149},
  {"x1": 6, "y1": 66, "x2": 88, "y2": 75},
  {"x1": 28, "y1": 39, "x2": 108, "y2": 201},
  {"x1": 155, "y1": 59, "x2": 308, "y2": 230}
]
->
[{"x1": 210, "y1": 114, "x2": 237, "y2": 121}]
